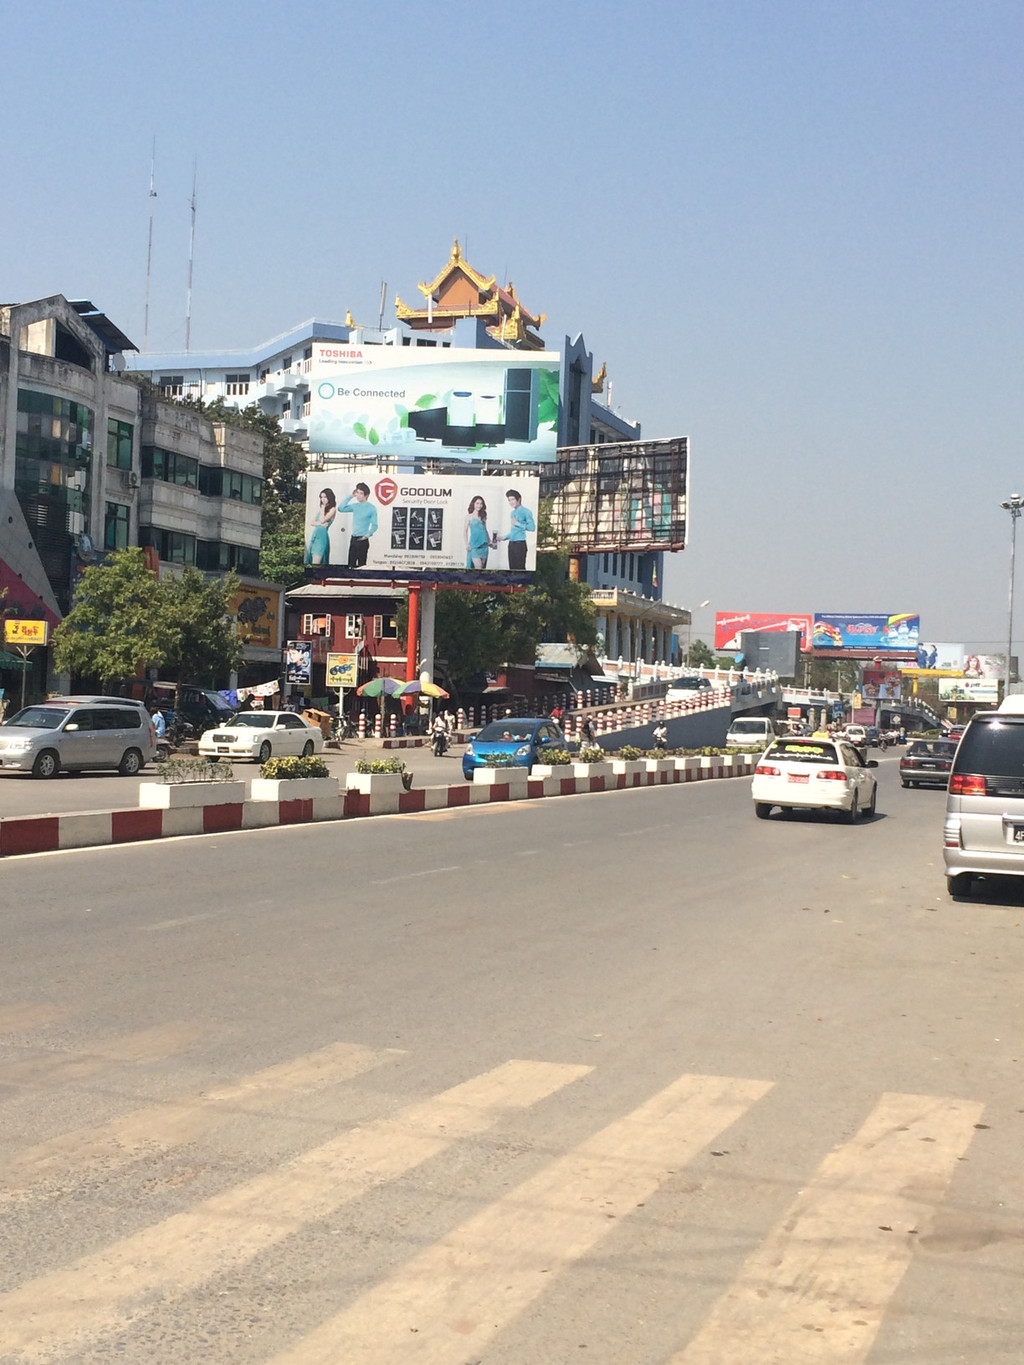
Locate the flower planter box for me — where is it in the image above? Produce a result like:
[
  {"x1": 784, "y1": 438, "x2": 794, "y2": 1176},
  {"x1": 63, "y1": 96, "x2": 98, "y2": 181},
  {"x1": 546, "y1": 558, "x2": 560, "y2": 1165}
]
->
[
  {"x1": 473, "y1": 766, "x2": 529, "y2": 786},
  {"x1": 345, "y1": 772, "x2": 407, "y2": 798},
  {"x1": 644, "y1": 759, "x2": 675, "y2": 775},
  {"x1": 531, "y1": 763, "x2": 576, "y2": 780},
  {"x1": 251, "y1": 777, "x2": 340, "y2": 802},
  {"x1": 610, "y1": 760, "x2": 646, "y2": 777},
  {"x1": 572, "y1": 761, "x2": 614, "y2": 781},
  {"x1": 139, "y1": 780, "x2": 246, "y2": 809},
  {"x1": 674, "y1": 756, "x2": 703, "y2": 779}
]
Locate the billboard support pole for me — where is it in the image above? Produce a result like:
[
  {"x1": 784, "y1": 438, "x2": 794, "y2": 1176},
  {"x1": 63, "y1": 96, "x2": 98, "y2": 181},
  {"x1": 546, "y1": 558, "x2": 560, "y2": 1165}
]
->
[
  {"x1": 406, "y1": 586, "x2": 420, "y2": 682},
  {"x1": 419, "y1": 587, "x2": 436, "y2": 685}
]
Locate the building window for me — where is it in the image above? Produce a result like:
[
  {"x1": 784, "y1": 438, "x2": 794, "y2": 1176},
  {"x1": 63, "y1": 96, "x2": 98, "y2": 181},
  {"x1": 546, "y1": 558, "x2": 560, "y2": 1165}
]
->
[
  {"x1": 225, "y1": 373, "x2": 250, "y2": 396},
  {"x1": 104, "y1": 502, "x2": 130, "y2": 551},
  {"x1": 195, "y1": 540, "x2": 260, "y2": 575},
  {"x1": 141, "y1": 446, "x2": 199, "y2": 489},
  {"x1": 106, "y1": 418, "x2": 133, "y2": 470},
  {"x1": 198, "y1": 467, "x2": 262, "y2": 503},
  {"x1": 139, "y1": 525, "x2": 196, "y2": 565},
  {"x1": 158, "y1": 375, "x2": 184, "y2": 397},
  {"x1": 376, "y1": 614, "x2": 399, "y2": 640},
  {"x1": 280, "y1": 355, "x2": 292, "y2": 372},
  {"x1": 345, "y1": 614, "x2": 364, "y2": 639},
  {"x1": 302, "y1": 613, "x2": 332, "y2": 636}
]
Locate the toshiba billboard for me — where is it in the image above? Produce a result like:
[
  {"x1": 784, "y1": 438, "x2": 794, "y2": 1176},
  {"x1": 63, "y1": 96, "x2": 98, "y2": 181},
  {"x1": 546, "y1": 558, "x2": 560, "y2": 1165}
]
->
[{"x1": 714, "y1": 612, "x2": 812, "y2": 652}]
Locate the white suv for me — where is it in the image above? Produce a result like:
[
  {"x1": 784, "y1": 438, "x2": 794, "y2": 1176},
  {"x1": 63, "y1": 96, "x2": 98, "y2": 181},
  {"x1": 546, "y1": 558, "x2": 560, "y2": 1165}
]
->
[{"x1": 944, "y1": 697, "x2": 1024, "y2": 897}]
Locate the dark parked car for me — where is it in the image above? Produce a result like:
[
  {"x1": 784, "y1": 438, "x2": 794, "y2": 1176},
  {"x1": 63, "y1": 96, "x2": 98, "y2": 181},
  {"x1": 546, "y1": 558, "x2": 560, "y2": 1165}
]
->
[{"x1": 900, "y1": 739, "x2": 957, "y2": 788}]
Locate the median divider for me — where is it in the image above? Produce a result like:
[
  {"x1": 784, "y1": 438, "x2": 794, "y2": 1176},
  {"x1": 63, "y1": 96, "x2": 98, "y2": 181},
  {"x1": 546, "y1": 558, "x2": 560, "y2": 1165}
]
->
[{"x1": 0, "y1": 754, "x2": 758, "y2": 858}]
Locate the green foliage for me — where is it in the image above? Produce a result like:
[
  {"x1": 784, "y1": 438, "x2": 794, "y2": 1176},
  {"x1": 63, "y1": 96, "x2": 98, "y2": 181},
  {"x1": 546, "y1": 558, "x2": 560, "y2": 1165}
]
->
[
  {"x1": 686, "y1": 639, "x2": 715, "y2": 669},
  {"x1": 260, "y1": 754, "x2": 330, "y2": 779},
  {"x1": 52, "y1": 549, "x2": 242, "y2": 688},
  {"x1": 540, "y1": 748, "x2": 574, "y2": 766},
  {"x1": 577, "y1": 747, "x2": 606, "y2": 763},
  {"x1": 481, "y1": 752, "x2": 518, "y2": 767},
  {"x1": 355, "y1": 757, "x2": 407, "y2": 774},
  {"x1": 617, "y1": 745, "x2": 644, "y2": 760},
  {"x1": 159, "y1": 756, "x2": 236, "y2": 784}
]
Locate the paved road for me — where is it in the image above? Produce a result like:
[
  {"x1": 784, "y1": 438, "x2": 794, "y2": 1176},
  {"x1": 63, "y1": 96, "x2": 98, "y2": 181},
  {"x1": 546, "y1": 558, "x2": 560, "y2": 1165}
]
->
[
  {"x1": 0, "y1": 739, "x2": 466, "y2": 818},
  {"x1": 1, "y1": 762, "x2": 1020, "y2": 1362}
]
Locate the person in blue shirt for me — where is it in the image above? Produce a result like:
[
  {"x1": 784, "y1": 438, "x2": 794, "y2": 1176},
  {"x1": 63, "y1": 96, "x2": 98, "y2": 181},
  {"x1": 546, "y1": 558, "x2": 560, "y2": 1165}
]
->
[
  {"x1": 336, "y1": 483, "x2": 379, "y2": 567},
  {"x1": 498, "y1": 488, "x2": 535, "y2": 570}
]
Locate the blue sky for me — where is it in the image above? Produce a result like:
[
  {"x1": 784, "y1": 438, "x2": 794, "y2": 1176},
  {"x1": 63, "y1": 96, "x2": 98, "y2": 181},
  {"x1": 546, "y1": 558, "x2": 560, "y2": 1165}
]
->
[{"x1": 3, "y1": 0, "x2": 1022, "y2": 651}]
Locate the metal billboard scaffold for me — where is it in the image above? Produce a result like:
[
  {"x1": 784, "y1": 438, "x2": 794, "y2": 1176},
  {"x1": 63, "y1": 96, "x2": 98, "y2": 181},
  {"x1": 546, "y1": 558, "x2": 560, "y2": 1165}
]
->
[{"x1": 540, "y1": 437, "x2": 689, "y2": 554}]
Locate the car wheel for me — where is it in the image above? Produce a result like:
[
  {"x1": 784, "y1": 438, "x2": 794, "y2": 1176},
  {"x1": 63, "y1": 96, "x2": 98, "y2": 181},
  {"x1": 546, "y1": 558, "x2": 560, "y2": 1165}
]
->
[
  {"x1": 864, "y1": 783, "x2": 877, "y2": 818},
  {"x1": 900, "y1": 779, "x2": 909, "y2": 788},
  {"x1": 118, "y1": 748, "x2": 143, "y2": 777},
  {"x1": 31, "y1": 749, "x2": 60, "y2": 780},
  {"x1": 301, "y1": 740, "x2": 314, "y2": 757},
  {"x1": 844, "y1": 793, "x2": 859, "y2": 824},
  {"x1": 206, "y1": 756, "x2": 220, "y2": 764},
  {"x1": 754, "y1": 802, "x2": 772, "y2": 819},
  {"x1": 948, "y1": 872, "x2": 973, "y2": 898},
  {"x1": 258, "y1": 741, "x2": 272, "y2": 763}
]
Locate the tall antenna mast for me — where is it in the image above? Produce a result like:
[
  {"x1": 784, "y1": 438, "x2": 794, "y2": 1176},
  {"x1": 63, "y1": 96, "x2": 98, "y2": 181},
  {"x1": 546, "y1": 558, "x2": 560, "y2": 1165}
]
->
[
  {"x1": 185, "y1": 157, "x2": 197, "y2": 352},
  {"x1": 143, "y1": 140, "x2": 157, "y2": 352},
  {"x1": 378, "y1": 279, "x2": 387, "y2": 331}
]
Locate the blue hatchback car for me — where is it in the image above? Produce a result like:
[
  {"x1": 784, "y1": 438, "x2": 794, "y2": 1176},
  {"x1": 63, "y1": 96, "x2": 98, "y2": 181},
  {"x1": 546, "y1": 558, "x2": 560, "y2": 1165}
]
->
[{"x1": 462, "y1": 717, "x2": 571, "y2": 780}]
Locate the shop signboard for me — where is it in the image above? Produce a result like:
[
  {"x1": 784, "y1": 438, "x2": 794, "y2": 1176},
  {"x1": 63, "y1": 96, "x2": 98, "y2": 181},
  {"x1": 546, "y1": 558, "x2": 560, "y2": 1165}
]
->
[
  {"x1": 230, "y1": 585, "x2": 282, "y2": 651},
  {"x1": 811, "y1": 613, "x2": 920, "y2": 653},
  {"x1": 284, "y1": 641, "x2": 312, "y2": 685},
  {"x1": 305, "y1": 471, "x2": 539, "y2": 575},
  {"x1": 714, "y1": 611, "x2": 812, "y2": 652},
  {"x1": 307, "y1": 345, "x2": 560, "y2": 463},
  {"x1": 939, "y1": 677, "x2": 999, "y2": 703},
  {"x1": 4, "y1": 619, "x2": 49, "y2": 646},
  {"x1": 326, "y1": 653, "x2": 359, "y2": 688}
]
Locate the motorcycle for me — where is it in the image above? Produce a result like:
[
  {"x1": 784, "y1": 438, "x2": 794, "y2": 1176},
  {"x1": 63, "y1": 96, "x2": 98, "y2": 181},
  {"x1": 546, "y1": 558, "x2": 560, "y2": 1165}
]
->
[{"x1": 431, "y1": 727, "x2": 448, "y2": 757}]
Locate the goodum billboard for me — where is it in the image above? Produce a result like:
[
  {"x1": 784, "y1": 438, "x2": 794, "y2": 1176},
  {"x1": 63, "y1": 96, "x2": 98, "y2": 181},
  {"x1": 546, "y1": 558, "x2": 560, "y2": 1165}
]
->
[
  {"x1": 305, "y1": 471, "x2": 540, "y2": 574},
  {"x1": 307, "y1": 345, "x2": 560, "y2": 463}
]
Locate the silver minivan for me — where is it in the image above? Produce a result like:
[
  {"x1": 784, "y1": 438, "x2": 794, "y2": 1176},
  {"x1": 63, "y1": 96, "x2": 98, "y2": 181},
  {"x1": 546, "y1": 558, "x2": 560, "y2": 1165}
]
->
[
  {"x1": 0, "y1": 698, "x2": 157, "y2": 778},
  {"x1": 944, "y1": 697, "x2": 1024, "y2": 896}
]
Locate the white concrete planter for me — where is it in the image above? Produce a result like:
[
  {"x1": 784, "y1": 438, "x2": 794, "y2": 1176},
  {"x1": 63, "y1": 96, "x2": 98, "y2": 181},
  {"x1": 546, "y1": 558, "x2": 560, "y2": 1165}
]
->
[
  {"x1": 572, "y1": 761, "x2": 614, "y2": 780},
  {"x1": 610, "y1": 759, "x2": 645, "y2": 776},
  {"x1": 531, "y1": 763, "x2": 576, "y2": 779},
  {"x1": 139, "y1": 780, "x2": 246, "y2": 809},
  {"x1": 473, "y1": 766, "x2": 529, "y2": 786},
  {"x1": 644, "y1": 759, "x2": 675, "y2": 774},
  {"x1": 251, "y1": 777, "x2": 340, "y2": 802},
  {"x1": 345, "y1": 771, "x2": 407, "y2": 797}
]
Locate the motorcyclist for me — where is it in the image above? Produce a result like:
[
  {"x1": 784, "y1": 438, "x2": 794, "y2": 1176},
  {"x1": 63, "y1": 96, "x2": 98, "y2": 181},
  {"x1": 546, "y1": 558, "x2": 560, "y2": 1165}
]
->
[{"x1": 431, "y1": 712, "x2": 448, "y2": 756}]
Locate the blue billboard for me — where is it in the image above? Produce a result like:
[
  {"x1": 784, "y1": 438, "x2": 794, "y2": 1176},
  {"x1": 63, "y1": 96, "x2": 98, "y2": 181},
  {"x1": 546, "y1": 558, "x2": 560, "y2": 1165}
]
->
[{"x1": 811, "y1": 613, "x2": 920, "y2": 653}]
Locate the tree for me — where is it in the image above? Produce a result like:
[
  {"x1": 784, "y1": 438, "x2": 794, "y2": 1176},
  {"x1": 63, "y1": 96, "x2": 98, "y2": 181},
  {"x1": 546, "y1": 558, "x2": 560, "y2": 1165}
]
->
[
  {"x1": 52, "y1": 548, "x2": 173, "y2": 685},
  {"x1": 686, "y1": 638, "x2": 715, "y2": 669},
  {"x1": 161, "y1": 567, "x2": 244, "y2": 683}
]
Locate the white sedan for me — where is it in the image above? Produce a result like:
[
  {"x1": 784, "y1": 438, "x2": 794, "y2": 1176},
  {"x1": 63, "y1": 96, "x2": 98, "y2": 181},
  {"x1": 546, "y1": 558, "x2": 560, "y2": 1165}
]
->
[
  {"x1": 751, "y1": 735, "x2": 878, "y2": 822},
  {"x1": 197, "y1": 711, "x2": 324, "y2": 764}
]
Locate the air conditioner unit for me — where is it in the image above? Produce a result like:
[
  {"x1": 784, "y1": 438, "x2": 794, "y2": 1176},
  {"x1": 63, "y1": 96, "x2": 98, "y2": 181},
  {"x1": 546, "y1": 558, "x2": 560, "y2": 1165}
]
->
[{"x1": 128, "y1": 470, "x2": 140, "y2": 488}]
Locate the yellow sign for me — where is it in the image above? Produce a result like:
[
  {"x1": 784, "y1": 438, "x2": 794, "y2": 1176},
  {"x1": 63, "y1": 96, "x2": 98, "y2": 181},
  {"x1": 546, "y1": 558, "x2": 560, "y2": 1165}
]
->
[
  {"x1": 4, "y1": 620, "x2": 49, "y2": 646},
  {"x1": 326, "y1": 653, "x2": 359, "y2": 688},
  {"x1": 229, "y1": 586, "x2": 281, "y2": 649}
]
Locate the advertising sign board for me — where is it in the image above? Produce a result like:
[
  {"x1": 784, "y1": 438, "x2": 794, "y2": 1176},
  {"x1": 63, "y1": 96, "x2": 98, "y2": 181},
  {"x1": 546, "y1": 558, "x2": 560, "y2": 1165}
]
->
[
  {"x1": 284, "y1": 641, "x2": 312, "y2": 685},
  {"x1": 939, "y1": 677, "x2": 999, "y2": 703},
  {"x1": 543, "y1": 437, "x2": 688, "y2": 553},
  {"x1": 961, "y1": 653, "x2": 1004, "y2": 679},
  {"x1": 862, "y1": 668, "x2": 901, "y2": 700},
  {"x1": 4, "y1": 619, "x2": 49, "y2": 646},
  {"x1": 913, "y1": 642, "x2": 963, "y2": 672},
  {"x1": 326, "y1": 653, "x2": 359, "y2": 688},
  {"x1": 714, "y1": 612, "x2": 812, "y2": 651},
  {"x1": 811, "y1": 613, "x2": 920, "y2": 653},
  {"x1": 307, "y1": 345, "x2": 560, "y2": 462},
  {"x1": 230, "y1": 585, "x2": 282, "y2": 651},
  {"x1": 305, "y1": 472, "x2": 539, "y2": 575}
]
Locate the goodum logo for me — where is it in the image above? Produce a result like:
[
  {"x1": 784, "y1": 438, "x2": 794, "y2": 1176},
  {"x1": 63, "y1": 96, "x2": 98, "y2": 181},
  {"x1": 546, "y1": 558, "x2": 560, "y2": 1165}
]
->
[{"x1": 375, "y1": 477, "x2": 398, "y2": 505}]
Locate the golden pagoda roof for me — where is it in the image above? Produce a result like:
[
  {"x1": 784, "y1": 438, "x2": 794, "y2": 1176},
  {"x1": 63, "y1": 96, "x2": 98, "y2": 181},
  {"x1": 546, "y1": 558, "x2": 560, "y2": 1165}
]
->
[{"x1": 395, "y1": 238, "x2": 546, "y2": 348}]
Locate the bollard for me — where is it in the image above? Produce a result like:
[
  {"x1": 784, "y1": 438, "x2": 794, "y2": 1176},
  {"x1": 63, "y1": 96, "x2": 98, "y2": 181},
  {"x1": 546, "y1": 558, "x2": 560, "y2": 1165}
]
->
[
  {"x1": 357, "y1": 712, "x2": 366, "y2": 739},
  {"x1": 373, "y1": 712, "x2": 382, "y2": 738},
  {"x1": 457, "y1": 707, "x2": 466, "y2": 729}
]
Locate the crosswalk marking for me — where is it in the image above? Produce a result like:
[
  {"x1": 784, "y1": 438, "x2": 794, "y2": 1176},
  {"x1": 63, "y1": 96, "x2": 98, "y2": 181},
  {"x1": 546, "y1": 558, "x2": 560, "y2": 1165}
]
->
[
  {"x1": 0, "y1": 1058, "x2": 591, "y2": 1362},
  {"x1": 672, "y1": 1091, "x2": 984, "y2": 1363},
  {"x1": 1, "y1": 1039, "x2": 401, "y2": 1204},
  {"x1": 0, "y1": 1021, "x2": 203, "y2": 1090},
  {"x1": 266, "y1": 1072, "x2": 773, "y2": 1364}
]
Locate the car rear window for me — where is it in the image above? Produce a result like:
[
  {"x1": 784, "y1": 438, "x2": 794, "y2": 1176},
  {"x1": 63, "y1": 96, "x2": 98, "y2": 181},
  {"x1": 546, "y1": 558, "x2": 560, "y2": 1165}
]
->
[
  {"x1": 730, "y1": 721, "x2": 768, "y2": 734},
  {"x1": 952, "y1": 718, "x2": 1024, "y2": 777},
  {"x1": 767, "y1": 741, "x2": 840, "y2": 764},
  {"x1": 907, "y1": 741, "x2": 956, "y2": 758}
]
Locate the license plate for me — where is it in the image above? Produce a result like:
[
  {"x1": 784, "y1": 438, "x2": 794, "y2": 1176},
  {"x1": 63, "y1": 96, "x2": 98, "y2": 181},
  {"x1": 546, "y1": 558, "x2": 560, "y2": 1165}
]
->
[
  {"x1": 787, "y1": 772, "x2": 809, "y2": 783},
  {"x1": 920, "y1": 762, "x2": 937, "y2": 770},
  {"x1": 1014, "y1": 828, "x2": 1024, "y2": 844},
  {"x1": 217, "y1": 746, "x2": 229, "y2": 753}
]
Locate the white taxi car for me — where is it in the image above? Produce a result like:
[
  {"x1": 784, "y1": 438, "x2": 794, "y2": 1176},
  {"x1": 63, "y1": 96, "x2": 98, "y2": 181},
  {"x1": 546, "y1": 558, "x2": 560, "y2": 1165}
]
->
[
  {"x1": 198, "y1": 711, "x2": 324, "y2": 764},
  {"x1": 751, "y1": 735, "x2": 878, "y2": 821}
]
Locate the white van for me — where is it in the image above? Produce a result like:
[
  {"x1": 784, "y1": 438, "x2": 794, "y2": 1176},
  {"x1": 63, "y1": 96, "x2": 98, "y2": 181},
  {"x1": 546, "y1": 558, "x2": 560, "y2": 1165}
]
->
[{"x1": 725, "y1": 716, "x2": 776, "y2": 751}]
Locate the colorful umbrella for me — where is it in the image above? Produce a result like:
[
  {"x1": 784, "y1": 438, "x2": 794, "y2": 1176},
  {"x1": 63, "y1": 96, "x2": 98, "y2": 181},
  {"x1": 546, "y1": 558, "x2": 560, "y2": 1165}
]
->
[
  {"x1": 394, "y1": 679, "x2": 450, "y2": 699},
  {"x1": 355, "y1": 676, "x2": 403, "y2": 697}
]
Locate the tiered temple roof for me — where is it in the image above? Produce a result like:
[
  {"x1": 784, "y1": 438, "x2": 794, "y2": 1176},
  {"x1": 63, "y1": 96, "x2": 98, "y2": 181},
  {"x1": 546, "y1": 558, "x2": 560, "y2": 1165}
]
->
[{"x1": 395, "y1": 239, "x2": 547, "y2": 349}]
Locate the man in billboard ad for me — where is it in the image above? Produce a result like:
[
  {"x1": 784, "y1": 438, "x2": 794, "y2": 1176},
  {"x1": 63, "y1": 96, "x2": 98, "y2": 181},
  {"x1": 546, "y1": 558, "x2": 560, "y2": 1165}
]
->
[
  {"x1": 811, "y1": 613, "x2": 920, "y2": 652},
  {"x1": 307, "y1": 346, "x2": 560, "y2": 463},
  {"x1": 915, "y1": 642, "x2": 963, "y2": 672},
  {"x1": 305, "y1": 472, "x2": 539, "y2": 574},
  {"x1": 284, "y1": 641, "x2": 312, "y2": 685},
  {"x1": 714, "y1": 612, "x2": 812, "y2": 652}
]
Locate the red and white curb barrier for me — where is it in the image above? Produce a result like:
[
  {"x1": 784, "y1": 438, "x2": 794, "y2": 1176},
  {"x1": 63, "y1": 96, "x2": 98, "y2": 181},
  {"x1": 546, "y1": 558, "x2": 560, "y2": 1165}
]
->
[{"x1": 0, "y1": 758, "x2": 756, "y2": 858}]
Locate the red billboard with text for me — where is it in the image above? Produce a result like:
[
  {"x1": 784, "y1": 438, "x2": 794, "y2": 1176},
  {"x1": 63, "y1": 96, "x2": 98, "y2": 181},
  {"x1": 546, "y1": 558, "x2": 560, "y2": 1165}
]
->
[{"x1": 714, "y1": 611, "x2": 812, "y2": 652}]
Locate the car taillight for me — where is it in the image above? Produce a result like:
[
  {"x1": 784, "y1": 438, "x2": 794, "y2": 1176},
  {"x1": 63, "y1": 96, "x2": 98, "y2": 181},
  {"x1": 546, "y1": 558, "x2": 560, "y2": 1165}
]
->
[
  {"x1": 816, "y1": 769, "x2": 848, "y2": 781},
  {"x1": 950, "y1": 773, "x2": 987, "y2": 795},
  {"x1": 755, "y1": 764, "x2": 780, "y2": 776}
]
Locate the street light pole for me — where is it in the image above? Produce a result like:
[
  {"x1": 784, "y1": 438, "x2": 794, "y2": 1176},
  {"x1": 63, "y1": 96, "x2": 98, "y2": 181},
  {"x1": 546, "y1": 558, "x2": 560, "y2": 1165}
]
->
[{"x1": 1000, "y1": 494, "x2": 1023, "y2": 698}]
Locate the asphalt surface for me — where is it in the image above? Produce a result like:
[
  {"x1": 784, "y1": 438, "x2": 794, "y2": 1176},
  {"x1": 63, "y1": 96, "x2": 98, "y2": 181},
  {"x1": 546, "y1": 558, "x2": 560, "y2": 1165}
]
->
[{"x1": 1, "y1": 759, "x2": 1021, "y2": 1363}]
